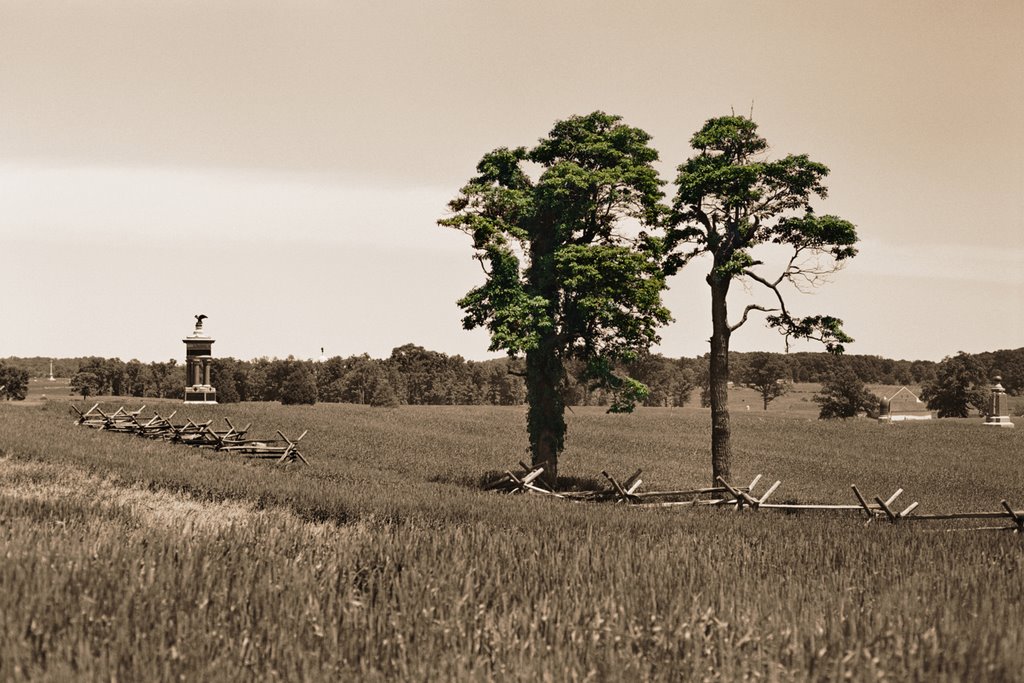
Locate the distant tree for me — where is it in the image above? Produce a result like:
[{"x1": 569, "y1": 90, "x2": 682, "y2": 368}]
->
[
  {"x1": 72, "y1": 357, "x2": 129, "y2": 396},
  {"x1": 316, "y1": 354, "x2": 403, "y2": 405},
  {"x1": 920, "y1": 352, "x2": 989, "y2": 418},
  {"x1": 210, "y1": 359, "x2": 240, "y2": 403},
  {"x1": 246, "y1": 358, "x2": 280, "y2": 402},
  {"x1": 0, "y1": 362, "x2": 29, "y2": 400},
  {"x1": 316, "y1": 356, "x2": 348, "y2": 402},
  {"x1": 74, "y1": 358, "x2": 107, "y2": 395},
  {"x1": 440, "y1": 112, "x2": 671, "y2": 487},
  {"x1": 278, "y1": 360, "x2": 318, "y2": 405},
  {"x1": 148, "y1": 359, "x2": 180, "y2": 398},
  {"x1": 908, "y1": 359, "x2": 937, "y2": 385},
  {"x1": 317, "y1": 355, "x2": 365, "y2": 403},
  {"x1": 210, "y1": 357, "x2": 253, "y2": 403},
  {"x1": 814, "y1": 365, "x2": 880, "y2": 419},
  {"x1": 695, "y1": 358, "x2": 712, "y2": 408},
  {"x1": 787, "y1": 352, "x2": 833, "y2": 383},
  {"x1": 475, "y1": 358, "x2": 526, "y2": 405},
  {"x1": 104, "y1": 359, "x2": 127, "y2": 396},
  {"x1": 974, "y1": 348, "x2": 1024, "y2": 396},
  {"x1": 70, "y1": 371, "x2": 104, "y2": 399},
  {"x1": 668, "y1": 115, "x2": 858, "y2": 481},
  {"x1": 388, "y1": 344, "x2": 473, "y2": 405},
  {"x1": 124, "y1": 359, "x2": 150, "y2": 397},
  {"x1": 626, "y1": 353, "x2": 696, "y2": 407},
  {"x1": 740, "y1": 352, "x2": 790, "y2": 410},
  {"x1": 365, "y1": 363, "x2": 401, "y2": 407},
  {"x1": 892, "y1": 362, "x2": 914, "y2": 386}
]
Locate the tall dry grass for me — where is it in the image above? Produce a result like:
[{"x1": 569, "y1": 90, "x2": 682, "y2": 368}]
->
[{"x1": 1, "y1": 400, "x2": 1022, "y2": 680}]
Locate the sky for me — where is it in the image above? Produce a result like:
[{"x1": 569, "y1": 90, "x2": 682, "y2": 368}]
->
[{"x1": 2, "y1": 0, "x2": 1021, "y2": 364}]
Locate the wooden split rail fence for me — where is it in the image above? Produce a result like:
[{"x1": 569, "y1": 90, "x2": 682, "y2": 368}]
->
[
  {"x1": 71, "y1": 403, "x2": 308, "y2": 464},
  {"x1": 489, "y1": 464, "x2": 1023, "y2": 534}
]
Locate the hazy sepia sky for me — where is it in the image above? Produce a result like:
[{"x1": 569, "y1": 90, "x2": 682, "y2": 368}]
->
[{"x1": 2, "y1": 0, "x2": 1021, "y2": 364}]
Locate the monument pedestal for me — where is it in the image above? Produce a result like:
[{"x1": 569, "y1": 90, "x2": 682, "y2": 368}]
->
[
  {"x1": 184, "y1": 387, "x2": 217, "y2": 403},
  {"x1": 983, "y1": 377, "x2": 1014, "y2": 428},
  {"x1": 183, "y1": 315, "x2": 217, "y2": 404}
]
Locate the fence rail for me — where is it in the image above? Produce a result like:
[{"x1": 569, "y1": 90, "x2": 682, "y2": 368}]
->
[
  {"x1": 488, "y1": 464, "x2": 1023, "y2": 534},
  {"x1": 71, "y1": 403, "x2": 308, "y2": 464}
]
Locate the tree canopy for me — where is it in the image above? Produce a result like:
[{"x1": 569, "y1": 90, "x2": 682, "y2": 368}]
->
[
  {"x1": 440, "y1": 112, "x2": 672, "y2": 485},
  {"x1": 920, "y1": 352, "x2": 990, "y2": 418},
  {"x1": 669, "y1": 115, "x2": 858, "y2": 481},
  {"x1": 739, "y1": 352, "x2": 790, "y2": 410},
  {"x1": 0, "y1": 362, "x2": 29, "y2": 400},
  {"x1": 814, "y1": 364, "x2": 880, "y2": 419}
]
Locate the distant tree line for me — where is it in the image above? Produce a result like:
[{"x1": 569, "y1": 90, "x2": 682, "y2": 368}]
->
[{"x1": 3, "y1": 347, "x2": 1021, "y2": 406}]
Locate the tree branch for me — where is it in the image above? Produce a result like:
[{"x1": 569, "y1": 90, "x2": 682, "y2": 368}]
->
[
  {"x1": 474, "y1": 254, "x2": 491, "y2": 276},
  {"x1": 728, "y1": 304, "x2": 777, "y2": 332},
  {"x1": 741, "y1": 267, "x2": 793, "y2": 349},
  {"x1": 742, "y1": 268, "x2": 788, "y2": 311}
]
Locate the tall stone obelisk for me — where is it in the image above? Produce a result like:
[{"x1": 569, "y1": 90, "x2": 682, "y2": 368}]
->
[{"x1": 183, "y1": 314, "x2": 217, "y2": 404}]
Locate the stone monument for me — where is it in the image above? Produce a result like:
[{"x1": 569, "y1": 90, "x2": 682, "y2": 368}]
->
[
  {"x1": 183, "y1": 314, "x2": 217, "y2": 404},
  {"x1": 984, "y1": 376, "x2": 1014, "y2": 428}
]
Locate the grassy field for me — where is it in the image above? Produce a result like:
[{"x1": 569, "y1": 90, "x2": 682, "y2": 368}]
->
[{"x1": 1, "y1": 395, "x2": 1022, "y2": 680}]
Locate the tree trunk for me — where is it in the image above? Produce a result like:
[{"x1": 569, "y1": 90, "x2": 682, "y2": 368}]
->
[
  {"x1": 526, "y1": 338, "x2": 566, "y2": 489},
  {"x1": 525, "y1": 225, "x2": 565, "y2": 490},
  {"x1": 708, "y1": 274, "x2": 732, "y2": 484}
]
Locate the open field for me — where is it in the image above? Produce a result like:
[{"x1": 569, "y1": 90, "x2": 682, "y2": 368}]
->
[
  {"x1": 20, "y1": 377, "x2": 72, "y2": 403},
  {"x1": 1, "y1": 398, "x2": 1022, "y2": 680}
]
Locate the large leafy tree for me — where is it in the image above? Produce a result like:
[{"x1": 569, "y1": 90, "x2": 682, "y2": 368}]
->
[
  {"x1": 920, "y1": 352, "x2": 989, "y2": 418},
  {"x1": 669, "y1": 116, "x2": 858, "y2": 482},
  {"x1": 814, "y1": 364, "x2": 880, "y2": 419},
  {"x1": 70, "y1": 371, "x2": 103, "y2": 399},
  {"x1": 440, "y1": 112, "x2": 671, "y2": 487}
]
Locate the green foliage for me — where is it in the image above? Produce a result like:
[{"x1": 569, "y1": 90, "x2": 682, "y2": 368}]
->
[
  {"x1": 669, "y1": 115, "x2": 859, "y2": 479},
  {"x1": 622, "y1": 353, "x2": 696, "y2": 407},
  {"x1": 814, "y1": 365, "x2": 881, "y2": 419},
  {"x1": 0, "y1": 361, "x2": 29, "y2": 400},
  {"x1": 670, "y1": 114, "x2": 858, "y2": 335},
  {"x1": 920, "y1": 352, "x2": 990, "y2": 418},
  {"x1": 763, "y1": 314, "x2": 853, "y2": 354},
  {"x1": 441, "y1": 112, "x2": 671, "y2": 479}
]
